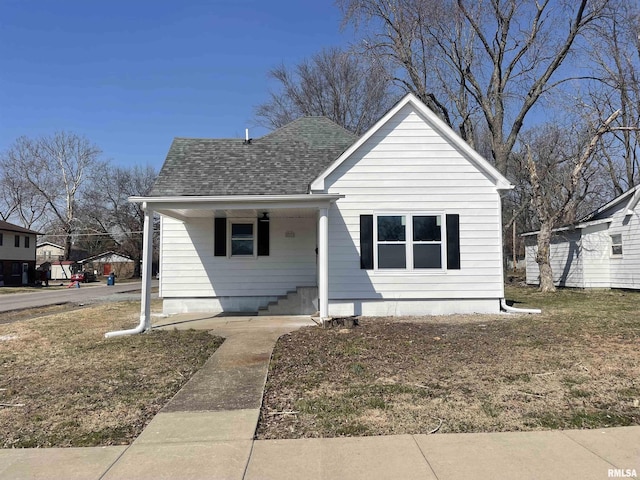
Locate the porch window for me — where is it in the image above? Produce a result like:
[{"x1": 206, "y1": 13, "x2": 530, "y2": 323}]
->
[
  {"x1": 230, "y1": 223, "x2": 254, "y2": 256},
  {"x1": 214, "y1": 216, "x2": 269, "y2": 257},
  {"x1": 375, "y1": 214, "x2": 444, "y2": 270},
  {"x1": 611, "y1": 234, "x2": 623, "y2": 256}
]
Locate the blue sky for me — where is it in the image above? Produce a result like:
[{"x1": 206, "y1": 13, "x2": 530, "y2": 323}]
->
[{"x1": 0, "y1": 1, "x2": 351, "y2": 169}]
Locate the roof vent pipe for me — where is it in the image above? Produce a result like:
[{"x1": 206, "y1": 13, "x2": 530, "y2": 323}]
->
[{"x1": 243, "y1": 128, "x2": 252, "y2": 144}]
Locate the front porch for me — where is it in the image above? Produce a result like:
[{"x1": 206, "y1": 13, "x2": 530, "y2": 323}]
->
[{"x1": 129, "y1": 194, "x2": 341, "y2": 335}]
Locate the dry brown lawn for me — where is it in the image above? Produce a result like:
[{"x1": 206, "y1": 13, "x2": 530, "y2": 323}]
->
[
  {"x1": 257, "y1": 286, "x2": 640, "y2": 439},
  {"x1": 0, "y1": 301, "x2": 223, "y2": 448}
]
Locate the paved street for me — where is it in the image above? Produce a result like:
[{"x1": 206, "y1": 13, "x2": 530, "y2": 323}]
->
[{"x1": 0, "y1": 280, "x2": 156, "y2": 314}]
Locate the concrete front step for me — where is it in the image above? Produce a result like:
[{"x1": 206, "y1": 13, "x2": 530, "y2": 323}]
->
[{"x1": 258, "y1": 286, "x2": 318, "y2": 316}]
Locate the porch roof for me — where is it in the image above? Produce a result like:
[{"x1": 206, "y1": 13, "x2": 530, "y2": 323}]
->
[{"x1": 130, "y1": 193, "x2": 344, "y2": 221}]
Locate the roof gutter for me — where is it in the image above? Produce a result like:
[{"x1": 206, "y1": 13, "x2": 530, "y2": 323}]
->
[{"x1": 128, "y1": 194, "x2": 344, "y2": 204}]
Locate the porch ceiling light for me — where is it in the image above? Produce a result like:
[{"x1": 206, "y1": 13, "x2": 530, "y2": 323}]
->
[{"x1": 259, "y1": 212, "x2": 269, "y2": 222}]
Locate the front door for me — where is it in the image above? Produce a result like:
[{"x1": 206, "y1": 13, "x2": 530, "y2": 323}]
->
[
  {"x1": 22, "y1": 263, "x2": 29, "y2": 285},
  {"x1": 103, "y1": 264, "x2": 111, "y2": 276}
]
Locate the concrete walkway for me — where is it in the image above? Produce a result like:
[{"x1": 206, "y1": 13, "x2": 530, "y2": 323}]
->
[{"x1": 1, "y1": 314, "x2": 639, "y2": 480}]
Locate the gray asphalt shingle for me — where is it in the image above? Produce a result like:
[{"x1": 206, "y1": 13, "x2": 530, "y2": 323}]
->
[{"x1": 150, "y1": 117, "x2": 357, "y2": 196}]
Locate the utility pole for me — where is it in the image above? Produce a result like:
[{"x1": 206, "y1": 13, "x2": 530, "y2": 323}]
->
[{"x1": 512, "y1": 210, "x2": 517, "y2": 273}]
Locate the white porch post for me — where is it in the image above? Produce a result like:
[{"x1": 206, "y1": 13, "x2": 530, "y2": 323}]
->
[
  {"x1": 139, "y1": 205, "x2": 154, "y2": 331},
  {"x1": 104, "y1": 203, "x2": 154, "y2": 338},
  {"x1": 318, "y1": 207, "x2": 329, "y2": 319}
]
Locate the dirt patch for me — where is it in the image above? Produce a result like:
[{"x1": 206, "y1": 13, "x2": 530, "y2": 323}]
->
[
  {"x1": 257, "y1": 286, "x2": 640, "y2": 439},
  {"x1": 0, "y1": 300, "x2": 223, "y2": 448}
]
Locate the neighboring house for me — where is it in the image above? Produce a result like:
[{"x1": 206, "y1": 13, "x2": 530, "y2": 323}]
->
[
  {"x1": 36, "y1": 242, "x2": 87, "y2": 280},
  {"x1": 79, "y1": 251, "x2": 135, "y2": 278},
  {"x1": 131, "y1": 93, "x2": 513, "y2": 323},
  {"x1": 523, "y1": 185, "x2": 640, "y2": 289},
  {"x1": 0, "y1": 220, "x2": 41, "y2": 286},
  {"x1": 36, "y1": 242, "x2": 65, "y2": 264}
]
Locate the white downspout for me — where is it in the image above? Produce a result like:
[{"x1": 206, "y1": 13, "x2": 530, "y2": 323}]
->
[
  {"x1": 105, "y1": 203, "x2": 154, "y2": 338},
  {"x1": 500, "y1": 298, "x2": 541, "y2": 314}
]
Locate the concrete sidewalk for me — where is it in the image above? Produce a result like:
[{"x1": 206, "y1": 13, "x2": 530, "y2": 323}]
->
[{"x1": 1, "y1": 314, "x2": 639, "y2": 480}]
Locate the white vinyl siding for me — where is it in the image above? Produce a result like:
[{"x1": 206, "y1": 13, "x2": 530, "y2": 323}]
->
[
  {"x1": 581, "y1": 224, "x2": 611, "y2": 288},
  {"x1": 609, "y1": 210, "x2": 640, "y2": 289},
  {"x1": 324, "y1": 104, "x2": 505, "y2": 301},
  {"x1": 525, "y1": 201, "x2": 640, "y2": 290},
  {"x1": 524, "y1": 231, "x2": 583, "y2": 287},
  {"x1": 160, "y1": 215, "x2": 317, "y2": 298}
]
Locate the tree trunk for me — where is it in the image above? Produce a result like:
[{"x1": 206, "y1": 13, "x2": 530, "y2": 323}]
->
[
  {"x1": 64, "y1": 228, "x2": 73, "y2": 261},
  {"x1": 535, "y1": 222, "x2": 556, "y2": 292}
]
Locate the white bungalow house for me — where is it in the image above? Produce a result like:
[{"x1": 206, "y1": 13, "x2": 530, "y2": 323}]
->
[
  {"x1": 523, "y1": 185, "x2": 640, "y2": 289},
  {"x1": 129, "y1": 93, "x2": 513, "y2": 329}
]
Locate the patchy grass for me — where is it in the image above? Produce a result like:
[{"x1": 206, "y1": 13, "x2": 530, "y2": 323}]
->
[
  {"x1": 257, "y1": 286, "x2": 640, "y2": 439},
  {"x1": 0, "y1": 301, "x2": 223, "y2": 448}
]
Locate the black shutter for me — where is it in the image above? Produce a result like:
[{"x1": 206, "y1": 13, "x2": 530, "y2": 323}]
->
[
  {"x1": 360, "y1": 215, "x2": 374, "y2": 270},
  {"x1": 214, "y1": 218, "x2": 226, "y2": 256},
  {"x1": 257, "y1": 219, "x2": 269, "y2": 256},
  {"x1": 446, "y1": 214, "x2": 460, "y2": 270}
]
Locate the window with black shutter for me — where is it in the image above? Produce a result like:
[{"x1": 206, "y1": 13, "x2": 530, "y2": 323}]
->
[{"x1": 360, "y1": 213, "x2": 461, "y2": 271}]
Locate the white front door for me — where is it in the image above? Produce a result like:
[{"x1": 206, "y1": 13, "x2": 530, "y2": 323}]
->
[{"x1": 22, "y1": 263, "x2": 29, "y2": 285}]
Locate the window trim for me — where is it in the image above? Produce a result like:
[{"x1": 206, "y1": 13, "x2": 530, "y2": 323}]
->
[
  {"x1": 373, "y1": 212, "x2": 446, "y2": 272},
  {"x1": 228, "y1": 219, "x2": 257, "y2": 258},
  {"x1": 611, "y1": 233, "x2": 623, "y2": 257}
]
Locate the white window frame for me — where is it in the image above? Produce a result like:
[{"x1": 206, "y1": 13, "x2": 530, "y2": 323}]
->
[
  {"x1": 373, "y1": 212, "x2": 446, "y2": 272},
  {"x1": 611, "y1": 233, "x2": 623, "y2": 256},
  {"x1": 228, "y1": 219, "x2": 257, "y2": 258}
]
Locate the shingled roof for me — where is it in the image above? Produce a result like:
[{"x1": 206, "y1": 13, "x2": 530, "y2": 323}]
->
[
  {"x1": 0, "y1": 220, "x2": 41, "y2": 235},
  {"x1": 150, "y1": 117, "x2": 358, "y2": 196}
]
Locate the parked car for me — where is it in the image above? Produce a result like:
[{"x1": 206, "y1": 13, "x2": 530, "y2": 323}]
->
[{"x1": 71, "y1": 271, "x2": 96, "y2": 283}]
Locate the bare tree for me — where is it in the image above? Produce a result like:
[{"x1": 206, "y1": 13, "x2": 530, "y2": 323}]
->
[
  {"x1": 339, "y1": 0, "x2": 611, "y2": 175},
  {"x1": 255, "y1": 46, "x2": 396, "y2": 135},
  {"x1": 2, "y1": 132, "x2": 103, "y2": 259},
  {"x1": 585, "y1": 2, "x2": 640, "y2": 194},
  {"x1": 0, "y1": 144, "x2": 48, "y2": 227},
  {"x1": 81, "y1": 164, "x2": 157, "y2": 277},
  {"x1": 525, "y1": 110, "x2": 628, "y2": 292}
]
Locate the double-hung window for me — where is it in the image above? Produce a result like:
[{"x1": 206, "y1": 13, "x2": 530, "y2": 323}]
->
[
  {"x1": 377, "y1": 215, "x2": 407, "y2": 268},
  {"x1": 412, "y1": 215, "x2": 442, "y2": 268},
  {"x1": 375, "y1": 214, "x2": 444, "y2": 270},
  {"x1": 214, "y1": 216, "x2": 269, "y2": 258},
  {"x1": 230, "y1": 223, "x2": 254, "y2": 256},
  {"x1": 611, "y1": 234, "x2": 623, "y2": 256}
]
